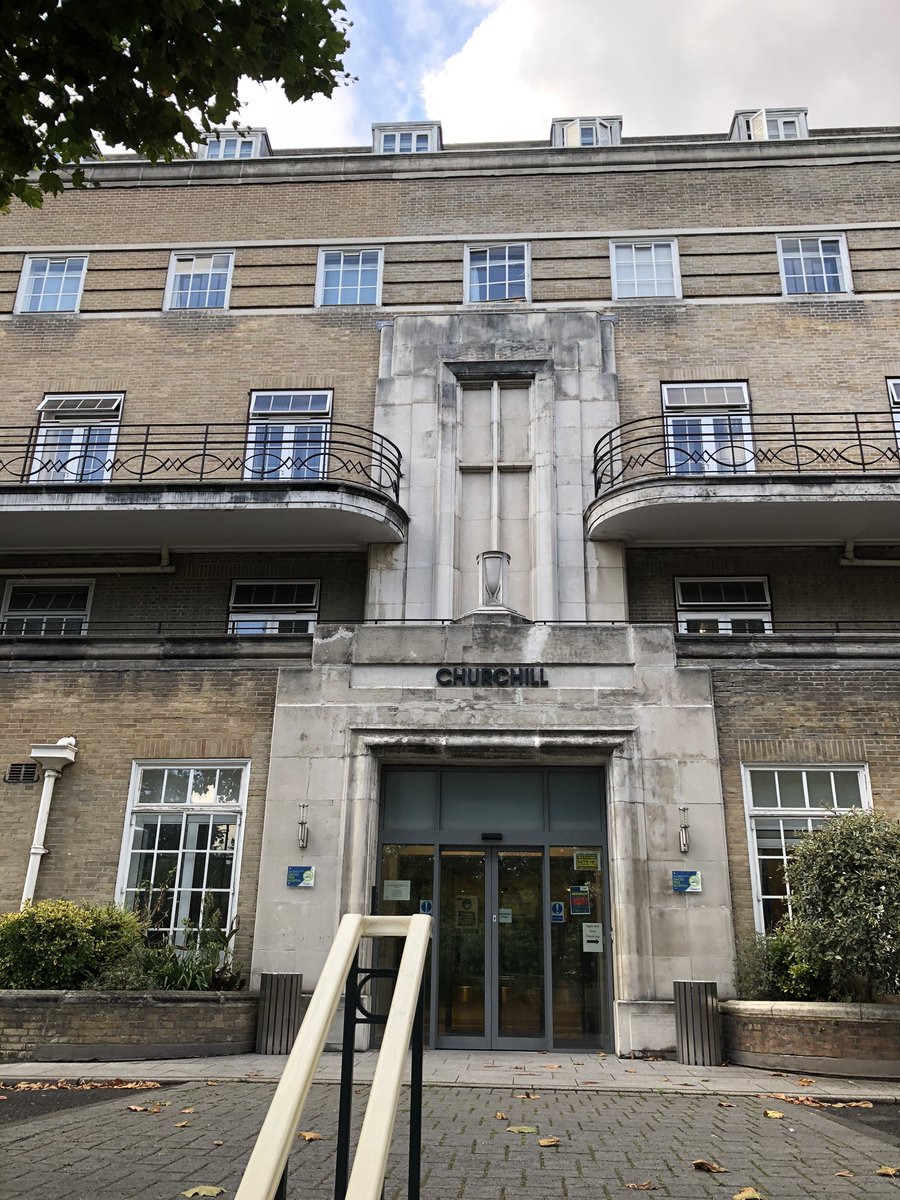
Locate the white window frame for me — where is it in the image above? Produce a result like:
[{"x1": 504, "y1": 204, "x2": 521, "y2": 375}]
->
[
  {"x1": 200, "y1": 130, "x2": 269, "y2": 160},
  {"x1": 31, "y1": 392, "x2": 123, "y2": 484},
  {"x1": 464, "y1": 242, "x2": 531, "y2": 304},
  {"x1": 15, "y1": 254, "x2": 88, "y2": 315},
  {"x1": 245, "y1": 390, "x2": 332, "y2": 481},
  {"x1": 675, "y1": 577, "x2": 772, "y2": 635},
  {"x1": 315, "y1": 248, "x2": 384, "y2": 307},
  {"x1": 372, "y1": 122, "x2": 441, "y2": 154},
  {"x1": 163, "y1": 251, "x2": 235, "y2": 311},
  {"x1": 776, "y1": 235, "x2": 852, "y2": 296},
  {"x1": 741, "y1": 764, "x2": 872, "y2": 933},
  {"x1": 115, "y1": 759, "x2": 249, "y2": 944},
  {"x1": 550, "y1": 116, "x2": 622, "y2": 147},
  {"x1": 730, "y1": 108, "x2": 808, "y2": 142},
  {"x1": 889, "y1": 379, "x2": 900, "y2": 446},
  {"x1": 610, "y1": 240, "x2": 682, "y2": 300},
  {"x1": 1, "y1": 578, "x2": 94, "y2": 637},
  {"x1": 662, "y1": 382, "x2": 754, "y2": 476},
  {"x1": 228, "y1": 579, "x2": 319, "y2": 635}
]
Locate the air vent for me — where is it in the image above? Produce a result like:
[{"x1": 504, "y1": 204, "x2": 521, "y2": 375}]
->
[{"x1": 4, "y1": 762, "x2": 38, "y2": 785}]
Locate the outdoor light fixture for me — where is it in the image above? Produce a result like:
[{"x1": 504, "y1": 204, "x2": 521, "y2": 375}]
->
[
  {"x1": 678, "y1": 806, "x2": 690, "y2": 854},
  {"x1": 297, "y1": 802, "x2": 309, "y2": 849}
]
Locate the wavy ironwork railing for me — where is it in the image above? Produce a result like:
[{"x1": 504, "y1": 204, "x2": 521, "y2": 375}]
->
[
  {"x1": 593, "y1": 411, "x2": 900, "y2": 497},
  {"x1": 0, "y1": 421, "x2": 402, "y2": 503}
]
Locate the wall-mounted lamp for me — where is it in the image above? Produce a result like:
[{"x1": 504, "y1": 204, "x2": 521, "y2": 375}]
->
[
  {"x1": 297, "y1": 803, "x2": 309, "y2": 850},
  {"x1": 678, "y1": 806, "x2": 690, "y2": 855}
]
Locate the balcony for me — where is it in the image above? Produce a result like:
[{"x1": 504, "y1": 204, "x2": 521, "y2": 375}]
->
[
  {"x1": 586, "y1": 411, "x2": 900, "y2": 544},
  {"x1": 0, "y1": 422, "x2": 406, "y2": 550}
]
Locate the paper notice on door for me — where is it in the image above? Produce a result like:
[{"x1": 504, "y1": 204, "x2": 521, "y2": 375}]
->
[
  {"x1": 582, "y1": 922, "x2": 603, "y2": 953},
  {"x1": 383, "y1": 879, "x2": 411, "y2": 901},
  {"x1": 498, "y1": 908, "x2": 512, "y2": 924}
]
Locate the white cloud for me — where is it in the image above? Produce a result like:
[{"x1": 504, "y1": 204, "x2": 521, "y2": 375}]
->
[
  {"x1": 237, "y1": 79, "x2": 364, "y2": 149},
  {"x1": 423, "y1": 0, "x2": 900, "y2": 141}
]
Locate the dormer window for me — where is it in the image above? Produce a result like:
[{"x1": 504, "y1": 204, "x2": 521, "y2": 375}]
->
[
  {"x1": 550, "y1": 116, "x2": 622, "y2": 148},
  {"x1": 730, "y1": 108, "x2": 808, "y2": 141},
  {"x1": 372, "y1": 123, "x2": 441, "y2": 154},
  {"x1": 200, "y1": 129, "x2": 271, "y2": 160}
]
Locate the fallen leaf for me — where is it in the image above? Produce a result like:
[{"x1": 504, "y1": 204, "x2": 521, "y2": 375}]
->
[
  {"x1": 515, "y1": 1092, "x2": 540, "y2": 1099},
  {"x1": 127, "y1": 1105, "x2": 149, "y2": 1112},
  {"x1": 180, "y1": 1108, "x2": 195, "y2": 1114},
  {"x1": 796, "y1": 1077, "x2": 815, "y2": 1087},
  {"x1": 541, "y1": 1065, "x2": 562, "y2": 1071},
  {"x1": 0, "y1": 1096, "x2": 6, "y2": 1101},
  {"x1": 507, "y1": 1125, "x2": 539, "y2": 1134},
  {"x1": 625, "y1": 1069, "x2": 637, "y2": 1074},
  {"x1": 12, "y1": 1079, "x2": 159, "y2": 1092},
  {"x1": 212, "y1": 1142, "x2": 224, "y2": 1148},
  {"x1": 877, "y1": 1166, "x2": 900, "y2": 1177},
  {"x1": 538, "y1": 1137, "x2": 561, "y2": 1147},
  {"x1": 693, "y1": 1159, "x2": 728, "y2": 1173},
  {"x1": 175, "y1": 1121, "x2": 192, "y2": 1128},
  {"x1": 180, "y1": 1189, "x2": 224, "y2": 1198},
  {"x1": 732, "y1": 1189, "x2": 763, "y2": 1200},
  {"x1": 206, "y1": 1081, "x2": 218, "y2": 1087},
  {"x1": 625, "y1": 1182, "x2": 657, "y2": 1192},
  {"x1": 494, "y1": 1112, "x2": 508, "y2": 1120},
  {"x1": 297, "y1": 1131, "x2": 322, "y2": 1142},
  {"x1": 763, "y1": 1109, "x2": 784, "y2": 1119},
  {"x1": 769, "y1": 1072, "x2": 788, "y2": 1078},
  {"x1": 834, "y1": 1170, "x2": 854, "y2": 1178},
  {"x1": 718, "y1": 1101, "x2": 736, "y2": 1109}
]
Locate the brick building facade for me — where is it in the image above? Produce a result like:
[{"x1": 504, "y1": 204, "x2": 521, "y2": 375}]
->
[{"x1": 1, "y1": 110, "x2": 898, "y2": 1053}]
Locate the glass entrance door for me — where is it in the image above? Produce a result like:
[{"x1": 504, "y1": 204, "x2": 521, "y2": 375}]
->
[{"x1": 437, "y1": 847, "x2": 545, "y2": 1049}]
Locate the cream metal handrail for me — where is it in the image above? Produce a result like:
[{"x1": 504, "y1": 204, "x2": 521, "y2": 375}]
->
[{"x1": 235, "y1": 912, "x2": 433, "y2": 1200}]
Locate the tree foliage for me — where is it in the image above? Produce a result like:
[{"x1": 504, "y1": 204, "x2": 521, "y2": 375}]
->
[
  {"x1": 0, "y1": 899, "x2": 144, "y2": 989},
  {"x1": 0, "y1": 0, "x2": 351, "y2": 210}
]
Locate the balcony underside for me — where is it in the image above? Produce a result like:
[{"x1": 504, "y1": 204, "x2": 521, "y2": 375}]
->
[
  {"x1": 0, "y1": 482, "x2": 408, "y2": 551},
  {"x1": 585, "y1": 476, "x2": 900, "y2": 545}
]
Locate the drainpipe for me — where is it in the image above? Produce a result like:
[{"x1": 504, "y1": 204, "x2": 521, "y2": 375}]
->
[
  {"x1": 839, "y1": 540, "x2": 900, "y2": 568},
  {"x1": 20, "y1": 737, "x2": 78, "y2": 909}
]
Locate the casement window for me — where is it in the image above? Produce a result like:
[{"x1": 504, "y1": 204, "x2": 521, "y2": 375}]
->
[
  {"x1": 464, "y1": 242, "x2": 530, "y2": 303},
  {"x1": 610, "y1": 241, "x2": 681, "y2": 299},
  {"x1": 662, "y1": 382, "x2": 753, "y2": 476},
  {"x1": 15, "y1": 255, "x2": 87, "y2": 314},
  {"x1": 245, "y1": 390, "x2": 331, "y2": 481},
  {"x1": 316, "y1": 249, "x2": 383, "y2": 306},
  {"x1": 201, "y1": 130, "x2": 268, "y2": 159},
  {"x1": 742, "y1": 765, "x2": 870, "y2": 932},
  {"x1": 777, "y1": 235, "x2": 850, "y2": 295},
  {"x1": 164, "y1": 251, "x2": 235, "y2": 310},
  {"x1": 551, "y1": 117, "x2": 621, "y2": 147},
  {"x1": 373, "y1": 122, "x2": 440, "y2": 153},
  {"x1": 1, "y1": 581, "x2": 92, "y2": 637},
  {"x1": 228, "y1": 580, "x2": 319, "y2": 635},
  {"x1": 117, "y1": 761, "x2": 248, "y2": 944},
  {"x1": 675, "y1": 577, "x2": 772, "y2": 634},
  {"x1": 31, "y1": 393, "x2": 123, "y2": 484},
  {"x1": 731, "y1": 108, "x2": 808, "y2": 141}
]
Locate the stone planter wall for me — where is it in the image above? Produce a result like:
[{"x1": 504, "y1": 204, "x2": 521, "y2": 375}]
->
[
  {"x1": 0, "y1": 990, "x2": 261, "y2": 1062},
  {"x1": 721, "y1": 999, "x2": 900, "y2": 1079}
]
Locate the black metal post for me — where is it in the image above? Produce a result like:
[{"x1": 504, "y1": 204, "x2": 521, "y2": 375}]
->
[
  {"x1": 407, "y1": 980, "x2": 426, "y2": 1200},
  {"x1": 334, "y1": 950, "x2": 360, "y2": 1200}
]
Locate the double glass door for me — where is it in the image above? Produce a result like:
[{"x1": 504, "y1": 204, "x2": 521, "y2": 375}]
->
[{"x1": 438, "y1": 848, "x2": 545, "y2": 1047}]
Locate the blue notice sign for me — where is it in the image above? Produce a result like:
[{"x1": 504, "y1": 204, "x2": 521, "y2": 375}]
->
[
  {"x1": 550, "y1": 900, "x2": 566, "y2": 924},
  {"x1": 672, "y1": 870, "x2": 702, "y2": 894},
  {"x1": 419, "y1": 899, "x2": 433, "y2": 915},
  {"x1": 287, "y1": 865, "x2": 315, "y2": 888}
]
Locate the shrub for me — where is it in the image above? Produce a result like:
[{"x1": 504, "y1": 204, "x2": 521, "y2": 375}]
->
[
  {"x1": 786, "y1": 809, "x2": 900, "y2": 1002},
  {"x1": 733, "y1": 926, "x2": 829, "y2": 1001},
  {"x1": 0, "y1": 900, "x2": 143, "y2": 989}
]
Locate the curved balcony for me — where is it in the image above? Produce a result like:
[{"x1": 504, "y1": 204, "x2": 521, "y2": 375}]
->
[
  {"x1": 586, "y1": 411, "x2": 900, "y2": 544},
  {"x1": 0, "y1": 421, "x2": 406, "y2": 550}
]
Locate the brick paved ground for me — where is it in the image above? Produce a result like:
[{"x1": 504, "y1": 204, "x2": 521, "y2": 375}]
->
[{"x1": 1, "y1": 1081, "x2": 899, "y2": 1200}]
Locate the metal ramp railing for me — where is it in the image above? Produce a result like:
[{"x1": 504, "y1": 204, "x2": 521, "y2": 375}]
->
[{"x1": 235, "y1": 913, "x2": 432, "y2": 1200}]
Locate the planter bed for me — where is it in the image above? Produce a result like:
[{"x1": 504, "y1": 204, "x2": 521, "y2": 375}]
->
[
  {"x1": 0, "y1": 989, "x2": 260, "y2": 1062},
  {"x1": 721, "y1": 999, "x2": 900, "y2": 1079}
]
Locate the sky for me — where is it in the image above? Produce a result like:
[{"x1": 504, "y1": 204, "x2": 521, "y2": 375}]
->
[{"x1": 238, "y1": 0, "x2": 900, "y2": 148}]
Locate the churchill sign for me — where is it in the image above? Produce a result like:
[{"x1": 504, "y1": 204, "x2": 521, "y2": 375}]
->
[{"x1": 435, "y1": 665, "x2": 550, "y2": 687}]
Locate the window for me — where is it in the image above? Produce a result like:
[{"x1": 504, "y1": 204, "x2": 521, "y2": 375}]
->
[
  {"x1": 662, "y1": 382, "x2": 753, "y2": 476},
  {"x1": 464, "y1": 243, "x2": 530, "y2": 303},
  {"x1": 201, "y1": 130, "x2": 269, "y2": 159},
  {"x1": 117, "y1": 762, "x2": 247, "y2": 944},
  {"x1": 889, "y1": 379, "x2": 900, "y2": 442},
  {"x1": 730, "y1": 108, "x2": 808, "y2": 141},
  {"x1": 164, "y1": 252, "x2": 235, "y2": 310},
  {"x1": 1, "y1": 581, "x2": 92, "y2": 637},
  {"x1": 229, "y1": 580, "x2": 319, "y2": 635},
  {"x1": 551, "y1": 117, "x2": 621, "y2": 147},
  {"x1": 16, "y1": 255, "x2": 87, "y2": 314},
  {"x1": 743, "y1": 766, "x2": 870, "y2": 932},
  {"x1": 777, "y1": 236, "x2": 850, "y2": 295},
  {"x1": 675, "y1": 578, "x2": 772, "y2": 634},
  {"x1": 31, "y1": 393, "x2": 123, "y2": 484},
  {"x1": 245, "y1": 390, "x2": 331, "y2": 481},
  {"x1": 316, "y1": 249, "x2": 383, "y2": 306},
  {"x1": 610, "y1": 241, "x2": 681, "y2": 299},
  {"x1": 373, "y1": 123, "x2": 441, "y2": 154}
]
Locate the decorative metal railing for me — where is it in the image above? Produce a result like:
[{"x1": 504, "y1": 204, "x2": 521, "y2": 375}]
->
[
  {"x1": 0, "y1": 421, "x2": 403, "y2": 503},
  {"x1": 593, "y1": 411, "x2": 900, "y2": 497}
]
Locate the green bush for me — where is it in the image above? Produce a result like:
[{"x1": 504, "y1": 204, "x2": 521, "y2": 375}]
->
[
  {"x1": 0, "y1": 900, "x2": 144, "y2": 989},
  {"x1": 733, "y1": 926, "x2": 829, "y2": 1001}
]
